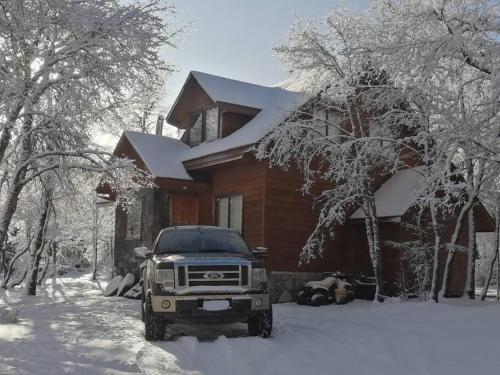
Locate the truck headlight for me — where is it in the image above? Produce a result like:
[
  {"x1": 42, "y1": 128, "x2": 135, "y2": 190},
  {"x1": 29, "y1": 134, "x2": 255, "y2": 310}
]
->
[
  {"x1": 156, "y1": 269, "x2": 174, "y2": 288},
  {"x1": 251, "y1": 268, "x2": 267, "y2": 288}
]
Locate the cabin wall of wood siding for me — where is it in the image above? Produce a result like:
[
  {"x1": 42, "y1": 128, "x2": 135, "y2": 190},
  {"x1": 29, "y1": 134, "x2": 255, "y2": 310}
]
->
[
  {"x1": 263, "y1": 165, "x2": 411, "y2": 292},
  {"x1": 204, "y1": 158, "x2": 266, "y2": 249}
]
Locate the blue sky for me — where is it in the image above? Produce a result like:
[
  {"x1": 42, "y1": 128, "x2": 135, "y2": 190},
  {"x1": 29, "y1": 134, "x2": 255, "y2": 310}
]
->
[{"x1": 163, "y1": 0, "x2": 368, "y2": 106}]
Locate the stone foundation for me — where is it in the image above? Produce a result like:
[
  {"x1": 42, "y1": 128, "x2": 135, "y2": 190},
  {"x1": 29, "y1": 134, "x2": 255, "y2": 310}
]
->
[{"x1": 268, "y1": 271, "x2": 324, "y2": 303}]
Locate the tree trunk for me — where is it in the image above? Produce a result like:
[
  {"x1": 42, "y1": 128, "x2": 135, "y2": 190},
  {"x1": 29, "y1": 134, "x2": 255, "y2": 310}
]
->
[
  {"x1": 25, "y1": 179, "x2": 52, "y2": 296},
  {"x1": 37, "y1": 253, "x2": 50, "y2": 285},
  {"x1": 0, "y1": 116, "x2": 33, "y2": 265},
  {"x1": 91, "y1": 202, "x2": 98, "y2": 281},
  {"x1": 497, "y1": 228, "x2": 500, "y2": 303},
  {"x1": 364, "y1": 197, "x2": 384, "y2": 301},
  {"x1": 440, "y1": 201, "x2": 475, "y2": 298},
  {"x1": 1, "y1": 238, "x2": 32, "y2": 288},
  {"x1": 465, "y1": 205, "x2": 477, "y2": 298},
  {"x1": 9, "y1": 264, "x2": 28, "y2": 288},
  {"x1": 429, "y1": 203, "x2": 441, "y2": 302},
  {"x1": 481, "y1": 196, "x2": 500, "y2": 301},
  {"x1": 0, "y1": 242, "x2": 6, "y2": 277},
  {"x1": 439, "y1": 159, "x2": 484, "y2": 298}
]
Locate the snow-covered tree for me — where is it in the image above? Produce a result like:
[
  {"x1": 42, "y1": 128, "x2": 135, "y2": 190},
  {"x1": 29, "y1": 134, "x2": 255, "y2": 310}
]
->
[
  {"x1": 359, "y1": 0, "x2": 500, "y2": 299},
  {"x1": 0, "y1": 0, "x2": 180, "y2": 279},
  {"x1": 262, "y1": 0, "x2": 500, "y2": 301},
  {"x1": 258, "y1": 14, "x2": 422, "y2": 301}
]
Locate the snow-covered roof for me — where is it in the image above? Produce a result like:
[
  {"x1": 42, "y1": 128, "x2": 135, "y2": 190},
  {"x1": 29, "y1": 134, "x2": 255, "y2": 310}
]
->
[
  {"x1": 122, "y1": 131, "x2": 193, "y2": 180},
  {"x1": 121, "y1": 72, "x2": 309, "y2": 179},
  {"x1": 191, "y1": 71, "x2": 288, "y2": 109},
  {"x1": 350, "y1": 168, "x2": 424, "y2": 219},
  {"x1": 274, "y1": 75, "x2": 312, "y2": 93},
  {"x1": 173, "y1": 71, "x2": 308, "y2": 161}
]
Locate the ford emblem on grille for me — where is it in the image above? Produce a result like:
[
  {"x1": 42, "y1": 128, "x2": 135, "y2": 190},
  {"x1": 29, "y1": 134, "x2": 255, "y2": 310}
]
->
[{"x1": 203, "y1": 272, "x2": 224, "y2": 280}]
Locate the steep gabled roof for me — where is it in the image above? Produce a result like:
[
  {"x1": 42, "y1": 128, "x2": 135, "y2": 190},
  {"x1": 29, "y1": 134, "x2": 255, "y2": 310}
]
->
[
  {"x1": 121, "y1": 131, "x2": 193, "y2": 180},
  {"x1": 190, "y1": 71, "x2": 279, "y2": 109},
  {"x1": 350, "y1": 168, "x2": 424, "y2": 219},
  {"x1": 166, "y1": 71, "x2": 308, "y2": 161}
]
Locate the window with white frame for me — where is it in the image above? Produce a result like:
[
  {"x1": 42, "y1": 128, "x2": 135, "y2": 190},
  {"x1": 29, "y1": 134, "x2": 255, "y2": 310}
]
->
[
  {"x1": 216, "y1": 194, "x2": 243, "y2": 233},
  {"x1": 126, "y1": 198, "x2": 142, "y2": 239}
]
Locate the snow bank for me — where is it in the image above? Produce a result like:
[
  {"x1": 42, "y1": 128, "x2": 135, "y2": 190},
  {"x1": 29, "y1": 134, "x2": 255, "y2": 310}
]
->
[{"x1": 2, "y1": 274, "x2": 500, "y2": 375}]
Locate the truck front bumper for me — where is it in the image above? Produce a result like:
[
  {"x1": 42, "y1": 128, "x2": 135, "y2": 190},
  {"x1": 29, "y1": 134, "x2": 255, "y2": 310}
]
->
[{"x1": 151, "y1": 293, "x2": 269, "y2": 323}]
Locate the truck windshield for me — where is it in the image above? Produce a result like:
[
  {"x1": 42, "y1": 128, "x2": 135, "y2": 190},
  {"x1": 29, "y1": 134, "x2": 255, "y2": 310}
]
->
[{"x1": 155, "y1": 229, "x2": 252, "y2": 255}]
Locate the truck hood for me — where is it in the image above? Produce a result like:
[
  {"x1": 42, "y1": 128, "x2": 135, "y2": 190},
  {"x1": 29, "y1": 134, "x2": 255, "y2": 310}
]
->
[{"x1": 154, "y1": 252, "x2": 255, "y2": 263}]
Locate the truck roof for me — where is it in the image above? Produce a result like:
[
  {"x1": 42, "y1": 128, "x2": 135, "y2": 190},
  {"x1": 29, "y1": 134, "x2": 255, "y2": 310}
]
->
[{"x1": 164, "y1": 225, "x2": 238, "y2": 232}]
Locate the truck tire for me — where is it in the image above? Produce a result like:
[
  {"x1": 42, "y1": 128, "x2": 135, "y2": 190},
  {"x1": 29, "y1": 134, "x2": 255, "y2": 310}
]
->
[
  {"x1": 144, "y1": 294, "x2": 165, "y2": 341},
  {"x1": 296, "y1": 290, "x2": 308, "y2": 305},
  {"x1": 310, "y1": 293, "x2": 327, "y2": 306},
  {"x1": 248, "y1": 306, "x2": 273, "y2": 338}
]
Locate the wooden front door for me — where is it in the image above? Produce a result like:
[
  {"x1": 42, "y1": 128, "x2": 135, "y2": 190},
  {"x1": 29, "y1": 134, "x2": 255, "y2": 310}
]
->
[{"x1": 170, "y1": 194, "x2": 199, "y2": 226}]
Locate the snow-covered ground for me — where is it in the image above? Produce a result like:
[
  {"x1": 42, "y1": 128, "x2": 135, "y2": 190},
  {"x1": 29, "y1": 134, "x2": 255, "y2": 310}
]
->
[{"x1": 2, "y1": 274, "x2": 500, "y2": 375}]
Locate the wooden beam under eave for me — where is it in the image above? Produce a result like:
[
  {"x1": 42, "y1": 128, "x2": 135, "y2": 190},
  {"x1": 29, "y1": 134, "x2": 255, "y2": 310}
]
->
[
  {"x1": 155, "y1": 177, "x2": 212, "y2": 193},
  {"x1": 183, "y1": 145, "x2": 252, "y2": 171}
]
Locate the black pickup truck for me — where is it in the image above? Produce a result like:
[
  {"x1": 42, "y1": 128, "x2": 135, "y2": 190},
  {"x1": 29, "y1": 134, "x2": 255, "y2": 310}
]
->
[{"x1": 134, "y1": 226, "x2": 272, "y2": 341}]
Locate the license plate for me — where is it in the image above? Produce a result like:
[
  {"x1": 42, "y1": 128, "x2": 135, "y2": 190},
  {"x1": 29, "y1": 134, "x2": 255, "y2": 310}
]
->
[{"x1": 202, "y1": 300, "x2": 230, "y2": 311}]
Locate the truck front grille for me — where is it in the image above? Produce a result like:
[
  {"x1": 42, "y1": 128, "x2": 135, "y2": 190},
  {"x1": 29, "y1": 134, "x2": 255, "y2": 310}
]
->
[{"x1": 180, "y1": 264, "x2": 249, "y2": 287}]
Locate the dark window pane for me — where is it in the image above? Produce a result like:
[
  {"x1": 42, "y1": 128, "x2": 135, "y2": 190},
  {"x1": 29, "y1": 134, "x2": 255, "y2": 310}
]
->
[
  {"x1": 189, "y1": 112, "x2": 203, "y2": 146},
  {"x1": 205, "y1": 107, "x2": 219, "y2": 142}
]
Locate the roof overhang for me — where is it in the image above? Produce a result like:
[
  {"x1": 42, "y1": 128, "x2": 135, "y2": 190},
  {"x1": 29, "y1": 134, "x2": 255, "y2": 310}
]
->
[
  {"x1": 183, "y1": 145, "x2": 253, "y2": 171},
  {"x1": 350, "y1": 168, "x2": 424, "y2": 220},
  {"x1": 349, "y1": 168, "x2": 496, "y2": 232}
]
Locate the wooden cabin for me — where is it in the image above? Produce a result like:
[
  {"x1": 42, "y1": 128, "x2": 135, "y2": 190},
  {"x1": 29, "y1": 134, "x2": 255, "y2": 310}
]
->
[{"x1": 101, "y1": 71, "x2": 495, "y2": 302}]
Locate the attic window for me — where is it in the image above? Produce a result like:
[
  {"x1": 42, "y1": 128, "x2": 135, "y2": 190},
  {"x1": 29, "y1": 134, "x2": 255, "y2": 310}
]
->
[
  {"x1": 189, "y1": 112, "x2": 203, "y2": 146},
  {"x1": 188, "y1": 107, "x2": 219, "y2": 146}
]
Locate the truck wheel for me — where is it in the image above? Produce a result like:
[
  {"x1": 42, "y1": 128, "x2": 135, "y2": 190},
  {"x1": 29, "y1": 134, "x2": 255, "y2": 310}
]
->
[
  {"x1": 144, "y1": 294, "x2": 165, "y2": 341},
  {"x1": 310, "y1": 293, "x2": 327, "y2": 306},
  {"x1": 248, "y1": 306, "x2": 273, "y2": 338}
]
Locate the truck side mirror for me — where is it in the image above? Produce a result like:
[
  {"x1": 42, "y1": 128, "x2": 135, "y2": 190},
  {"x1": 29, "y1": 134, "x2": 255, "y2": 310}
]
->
[
  {"x1": 252, "y1": 246, "x2": 269, "y2": 258},
  {"x1": 134, "y1": 246, "x2": 152, "y2": 259}
]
